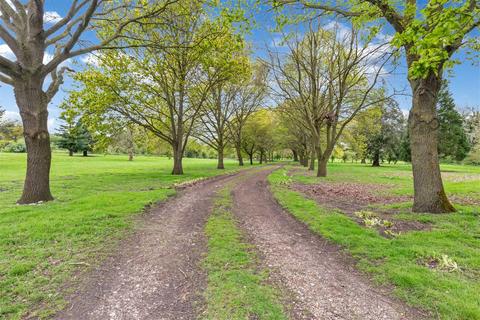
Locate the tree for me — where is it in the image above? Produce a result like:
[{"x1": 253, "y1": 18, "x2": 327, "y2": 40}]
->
[
  {"x1": 242, "y1": 109, "x2": 277, "y2": 164},
  {"x1": 270, "y1": 23, "x2": 390, "y2": 177},
  {"x1": 437, "y1": 82, "x2": 470, "y2": 161},
  {"x1": 464, "y1": 107, "x2": 480, "y2": 148},
  {"x1": 0, "y1": 1, "x2": 176, "y2": 204},
  {"x1": 195, "y1": 33, "x2": 251, "y2": 169},
  {"x1": 365, "y1": 99, "x2": 406, "y2": 166},
  {"x1": 68, "y1": 1, "x2": 239, "y2": 175},
  {"x1": 0, "y1": 110, "x2": 23, "y2": 142},
  {"x1": 227, "y1": 63, "x2": 268, "y2": 166},
  {"x1": 275, "y1": 0, "x2": 479, "y2": 212},
  {"x1": 56, "y1": 117, "x2": 93, "y2": 157}
]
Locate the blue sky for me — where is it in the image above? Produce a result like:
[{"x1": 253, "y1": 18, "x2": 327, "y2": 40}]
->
[{"x1": 1, "y1": 1, "x2": 479, "y2": 131}]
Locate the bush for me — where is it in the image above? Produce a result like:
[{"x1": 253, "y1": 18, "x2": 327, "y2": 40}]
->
[{"x1": 2, "y1": 141, "x2": 26, "y2": 153}]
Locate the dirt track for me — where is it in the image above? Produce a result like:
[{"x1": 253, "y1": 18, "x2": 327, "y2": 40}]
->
[
  {"x1": 55, "y1": 173, "x2": 240, "y2": 320},
  {"x1": 55, "y1": 167, "x2": 423, "y2": 320},
  {"x1": 231, "y1": 167, "x2": 423, "y2": 320}
]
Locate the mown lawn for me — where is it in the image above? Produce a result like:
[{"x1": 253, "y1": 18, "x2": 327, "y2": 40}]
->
[
  {"x1": 269, "y1": 162, "x2": 480, "y2": 320},
  {"x1": 0, "y1": 152, "x2": 244, "y2": 320}
]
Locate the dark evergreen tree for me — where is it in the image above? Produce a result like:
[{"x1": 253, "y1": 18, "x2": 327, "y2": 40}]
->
[
  {"x1": 57, "y1": 119, "x2": 93, "y2": 156},
  {"x1": 437, "y1": 82, "x2": 470, "y2": 161},
  {"x1": 399, "y1": 131, "x2": 411, "y2": 162}
]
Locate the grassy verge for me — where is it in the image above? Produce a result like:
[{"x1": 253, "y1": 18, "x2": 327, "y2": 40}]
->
[
  {"x1": 269, "y1": 166, "x2": 480, "y2": 320},
  {"x1": 0, "y1": 152, "x2": 249, "y2": 319},
  {"x1": 203, "y1": 183, "x2": 287, "y2": 320}
]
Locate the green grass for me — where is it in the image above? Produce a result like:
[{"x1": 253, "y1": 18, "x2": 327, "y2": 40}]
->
[
  {"x1": 203, "y1": 180, "x2": 287, "y2": 320},
  {"x1": 269, "y1": 164, "x2": 480, "y2": 320},
  {"x1": 0, "y1": 152, "x2": 247, "y2": 320}
]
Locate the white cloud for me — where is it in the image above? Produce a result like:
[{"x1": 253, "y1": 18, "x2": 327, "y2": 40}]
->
[
  {"x1": 4, "y1": 110, "x2": 21, "y2": 121},
  {"x1": 324, "y1": 21, "x2": 352, "y2": 40},
  {"x1": 43, "y1": 52, "x2": 54, "y2": 64},
  {"x1": 81, "y1": 53, "x2": 101, "y2": 66},
  {"x1": 47, "y1": 118, "x2": 56, "y2": 131},
  {"x1": 2, "y1": 111, "x2": 57, "y2": 132},
  {"x1": 44, "y1": 11, "x2": 62, "y2": 24},
  {"x1": 376, "y1": 33, "x2": 394, "y2": 44},
  {"x1": 0, "y1": 44, "x2": 15, "y2": 60},
  {"x1": 0, "y1": 44, "x2": 60, "y2": 65}
]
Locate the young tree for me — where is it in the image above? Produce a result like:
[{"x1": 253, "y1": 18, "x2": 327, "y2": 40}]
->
[
  {"x1": 0, "y1": 1, "x2": 176, "y2": 203},
  {"x1": 275, "y1": 0, "x2": 479, "y2": 212},
  {"x1": 437, "y1": 82, "x2": 470, "y2": 161}
]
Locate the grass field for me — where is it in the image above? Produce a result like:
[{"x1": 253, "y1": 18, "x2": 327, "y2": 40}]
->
[
  {"x1": 1, "y1": 152, "x2": 479, "y2": 319},
  {"x1": 0, "y1": 152, "x2": 245, "y2": 319},
  {"x1": 269, "y1": 162, "x2": 480, "y2": 320}
]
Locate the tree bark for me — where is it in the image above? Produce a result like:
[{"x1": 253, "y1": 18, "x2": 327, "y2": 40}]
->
[
  {"x1": 309, "y1": 148, "x2": 315, "y2": 171},
  {"x1": 235, "y1": 144, "x2": 244, "y2": 166},
  {"x1": 408, "y1": 74, "x2": 455, "y2": 213},
  {"x1": 249, "y1": 153, "x2": 253, "y2": 165},
  {"x1": 69, "y1": 150, "x2": 73, "y2": 156},
  {"x1": 317, "y1": 158, "x2": 328, "y2": 177},
  {"x1": 372, "y1": 152, "x2": 380, "y2": 167},
  {"x1": 83, "y1": 150, "x2": 88, "y2": 157},
  {"x1": 172, "y1": 143, "x2": 184, "y2": 175},
  {"x1": 302, "y1": 152, "x2": 309, "y2": 167},
  {"x1": 128, "y1": 150, "x2": 134, "y2": 161},
  {"x1": 15, "y1": 79, "x2": 54, "y2": 204},
  {"x1": 217, "y1": 146, "x2": 225, "y2": 169},
  {"x1": 292, "y1": 149, "x2": 298, "y2": 162}
]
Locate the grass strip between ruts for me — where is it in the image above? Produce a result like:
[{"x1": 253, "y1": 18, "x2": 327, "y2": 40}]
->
[{"x1": 203, "y1": 182, "x2": 287, "y2": 320}]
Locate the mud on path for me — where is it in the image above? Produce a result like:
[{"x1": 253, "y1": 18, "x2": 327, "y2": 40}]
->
[
  {"x1": 55, "y1": 171, "x2": 245, "y2": 320},
  {"x1": 232, "y1": 167, "x2": 424, "y2": 320}
]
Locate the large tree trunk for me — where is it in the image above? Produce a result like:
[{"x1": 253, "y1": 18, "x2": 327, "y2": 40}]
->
[
  {"x1": 15, "y1": 79, "x2": 54, "y2": 204},
  {"x1": 69, "y1": 150, "x2": 73, "y2": 156},
  {"x1": 249, "y1": 153, "x2": 253, "y2": 165},
  {"x1": 172, "y1": 143, "x2": 184, "y2": 175},
  {"x1": 372, "y1": 152, "x2": 380, "y2": 167},
  {"x1": 217, "y1": 146, "x2": 225, "y2": 169},
  {"x1": 83, "y1": 150, "x2": 88, "y2": 157},
  {"x1": 128, "y1": 150, "x2": 134, "y2": 161},
  {"x1": 317, "y1": 159, "x2": 327, "y2": 177},
  {"x1": 298, "y1": 152, "x2": 304, "y2": 166},
  {"x1": 317, "y1": 155, "x2": 328, "y2": 177},
  {"x1": 292, "y1": 149, "x2": 298, "y2": 162},
  {"x1": 408, "y1": 74, "x2": 455, "y2": 213},
  {"x1": 235, "y1": 144, "x2": 244, "y2": 166},
  {"x1": 302, "y1": 152, "x2": 309, "y2": 167},
  {"x1": 317, "y1": 143, "x2": 334, "y2": 177}
]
